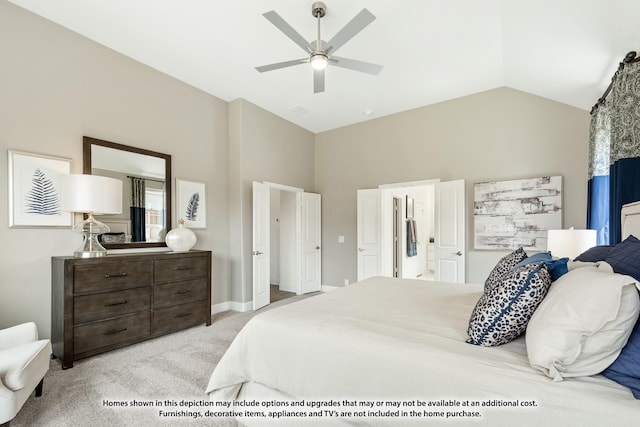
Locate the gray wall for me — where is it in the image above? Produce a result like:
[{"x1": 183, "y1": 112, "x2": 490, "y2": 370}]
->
[
  {"x1": 228, "y1": 99, "x2": 315, "y2": 304},
  {"x1": 1, "y1": 2, "x2": 593, "y2": 335},
  {"x1": 0, "y1": 2, "x2": 229, "y2": 336},
  {"x1": 315, "y1": 87, "x2": 590, "y2": 286}
]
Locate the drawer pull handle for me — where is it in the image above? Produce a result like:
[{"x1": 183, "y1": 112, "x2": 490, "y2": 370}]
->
[
  {"x1": 174, "y1": 289, "x2": 191, "y2": 295},
  {"x1": 174, "y1": 266, "x2": 191, "y2": 271},
  {"x1": 104, "y1": 300, "x2": 128, "y2": 307},
  {"x1": 174, "y1": 313, "x2": 192, "y2": 319},
  {"x1": 104, "y1": 327, "x2": 127, "y2": 336},
  {"x1": 104, "y1": 273, "x2": 128, "y2": 279}
]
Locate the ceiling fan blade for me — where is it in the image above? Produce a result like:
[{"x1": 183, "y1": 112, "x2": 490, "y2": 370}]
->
[
  {"x1": 263, "y1": 11, "x2": 314, "y2": 53},
  {"x1": 255, "y1": 58, "x2": 308, "y2": 73},
  {"x1": 313, "y1": 68, "x2": 325, "y2": 93},
  {"x1": 330, "y1": 56, "x2": 383, "y2": 75},
  {"x1": 326, "y1": 8, "x2": 375, "y2": 55}
]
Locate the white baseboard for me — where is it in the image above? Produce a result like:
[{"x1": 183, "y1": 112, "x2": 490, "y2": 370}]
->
[
  {"x1": 212, "y1": 300, "x2": 253, "y2": 314},
  {"x1": 212, "y1": 286, "x2": 342, "y2": 314}
]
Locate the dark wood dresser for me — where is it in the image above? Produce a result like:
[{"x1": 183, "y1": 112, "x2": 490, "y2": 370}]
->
[{"x1": 51, "y1": 250, "x2": 211, "y2": 369}]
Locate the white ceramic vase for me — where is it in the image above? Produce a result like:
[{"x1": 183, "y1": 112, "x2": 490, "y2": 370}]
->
[{"x1": 165, "y1": 219, "x2": 197, "y2": 252}]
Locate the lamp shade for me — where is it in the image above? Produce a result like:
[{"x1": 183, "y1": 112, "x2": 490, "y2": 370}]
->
[
  {"x1": 547, "y1": 228, "x2": 597, "y2": 260},
  {"x1": 60, "y1": 174, "x2": 122, "y2": 214}
]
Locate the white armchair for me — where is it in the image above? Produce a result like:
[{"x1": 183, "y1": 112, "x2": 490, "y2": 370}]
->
[{"x1": 0, "y1": 322, "x2": 52, "y2": 427}]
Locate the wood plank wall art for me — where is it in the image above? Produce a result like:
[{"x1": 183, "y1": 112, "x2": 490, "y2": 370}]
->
[{"x1": 474, "y1": 176, "x2": 562, "y2": 251}]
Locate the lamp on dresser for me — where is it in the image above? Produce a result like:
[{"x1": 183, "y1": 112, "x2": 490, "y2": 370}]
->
[{"x1": 60, "y1": 174, "x2": 122, "y2": 258}]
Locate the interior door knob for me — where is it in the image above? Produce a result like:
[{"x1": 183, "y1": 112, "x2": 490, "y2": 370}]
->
[
  {"x1": 453, "y1": 251, "x2": 462, "y2": 256},
  {"x1": 358, "y1": 248, "x2": 365, "y2": 252},
  {"x1": 316, "y1": 246, "x2": 321, "y2": 250}
]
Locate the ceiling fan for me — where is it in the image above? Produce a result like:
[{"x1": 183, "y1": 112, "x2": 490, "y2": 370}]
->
[{"x1": 255, "y1": 2, "x2": 383, "y2": 93}]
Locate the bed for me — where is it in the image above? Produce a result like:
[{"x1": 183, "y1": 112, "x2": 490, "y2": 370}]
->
[{"x1": 206, "y1": 204, "x2": 640, "y2": 426}]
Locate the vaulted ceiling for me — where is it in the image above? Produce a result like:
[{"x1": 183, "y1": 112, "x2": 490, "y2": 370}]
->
[{"x1": 9, "y1": 0, "x2": 640, "y2": 133}]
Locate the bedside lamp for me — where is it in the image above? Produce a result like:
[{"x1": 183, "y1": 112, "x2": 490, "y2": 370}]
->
[
  {"x1": 60, "y1": 174, "x2": 123, "y2": 258},
  {"x1": 547, "y1": 228, "x2": 597, "y2": 260}
]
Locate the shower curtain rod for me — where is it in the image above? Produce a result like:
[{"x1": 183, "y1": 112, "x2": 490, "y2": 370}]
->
[{"x1": 591, "y1": 51, "x2": 640, "y2": 114}]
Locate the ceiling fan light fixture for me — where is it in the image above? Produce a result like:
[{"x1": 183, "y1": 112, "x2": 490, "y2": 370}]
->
[{"x1": 310, "y1": 53, "x2": 328, "y2": 70}]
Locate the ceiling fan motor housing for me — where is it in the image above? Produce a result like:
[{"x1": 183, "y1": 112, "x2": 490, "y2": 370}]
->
[{"x1": 312, "y1": 2, "x2": 326, "y2": 18}]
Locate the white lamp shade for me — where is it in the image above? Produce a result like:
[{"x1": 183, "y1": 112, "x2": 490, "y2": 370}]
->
[
  {"x1": 547, "y1": 228, "x2": 597, "y2": 260},
  {"x1": 60, "y1": 174, "x2": 123, "y2": 214}
]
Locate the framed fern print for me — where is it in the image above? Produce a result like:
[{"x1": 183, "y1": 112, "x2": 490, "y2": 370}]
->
[
  {"x1": 8, "y1": 150, "x2": 72, "y2": 227},
  {"x1": 175, "y1": 178, "x2": 206, "y2": 229}
]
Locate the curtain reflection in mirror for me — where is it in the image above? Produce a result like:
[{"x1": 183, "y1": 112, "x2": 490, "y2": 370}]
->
[{"x1": 130, "y1": 177, "x2": 146, "y2": 242}]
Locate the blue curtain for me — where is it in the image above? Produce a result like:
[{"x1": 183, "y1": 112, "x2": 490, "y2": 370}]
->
[
  {"x1": 588, "y1": 59, "x2": 640, "y2": 244},
  {"x1": 609, "y1": 60, "x2": 640, "y2": 243},
  {"x1": 130, "y1": 177, "x2": 146, "y2": 242}
]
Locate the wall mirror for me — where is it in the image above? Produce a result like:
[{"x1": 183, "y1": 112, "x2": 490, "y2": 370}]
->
[{"x1": 83, "y1": 136, "x2": 172, "y2": 249}]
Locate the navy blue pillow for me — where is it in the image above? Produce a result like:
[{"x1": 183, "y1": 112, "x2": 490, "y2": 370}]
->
[
  {"x1": 605, "y1": 235, "x2": 640, "y2": 282},
  {"x1": 603, "y1": 295, "x2": 640, "y2": 399},
  {"x1": 574, "y1": 245, "x2": 614, "y2": 262},
  {"x1": 512, "y1": 251, "x2": 569, "y2": 281}
]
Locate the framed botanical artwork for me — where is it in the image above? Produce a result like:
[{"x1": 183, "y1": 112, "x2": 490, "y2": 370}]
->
[
  {"x1": 8, "y1": 150, "x2": 73, "y2": 227},
  {"x1": 175, "y1": 178, "x2": 206, "y2": 229}
]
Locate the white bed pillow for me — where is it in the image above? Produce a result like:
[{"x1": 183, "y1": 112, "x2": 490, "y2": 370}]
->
[{"x1": 526, "y1": 262, "x2": 640, "y2": 381}]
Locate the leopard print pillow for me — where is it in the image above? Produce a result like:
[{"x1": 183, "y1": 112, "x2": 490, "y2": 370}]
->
[
  {"x1": 484, "y1": 247, "x2": 528, "y2": 293},
  {"x1": 467, "y1": 262, "x2": 551, "y2": 347}
]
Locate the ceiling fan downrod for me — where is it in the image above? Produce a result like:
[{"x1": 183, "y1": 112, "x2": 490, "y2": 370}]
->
[{"x1": 310, "y1": 2, "x2": 328, "y2": 69}]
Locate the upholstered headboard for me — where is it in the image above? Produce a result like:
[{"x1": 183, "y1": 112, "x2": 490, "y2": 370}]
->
[{"x1": 621, "y1": 201, "x2": 640, "y2": 239}]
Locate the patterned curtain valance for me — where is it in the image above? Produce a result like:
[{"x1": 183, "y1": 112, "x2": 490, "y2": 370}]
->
[{"x1": 610, "y1": 61, "x2": 640, "y2": 163}]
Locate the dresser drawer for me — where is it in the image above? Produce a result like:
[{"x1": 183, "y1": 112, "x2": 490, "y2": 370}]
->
[
  {"x1": 154, "y1": 256, "x2": 208, "y2": 283},
  {"x1": 74, "y1": 312, "x2": 151, "y2": 355},
  {"x1": 153, "y1": 300, "x2": 207, "y2": 334},
  {"x1": 74, "y1": 260, "x2": 153, "y2": 293},
  {"x1": 154, "y1": 279, "x2": 207, "y2": 308},
  {"x1": 74, "y1": 287, "x2": 151, "y2": 324}
]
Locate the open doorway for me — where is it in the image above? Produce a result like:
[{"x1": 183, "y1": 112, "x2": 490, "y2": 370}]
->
[
  {"x1": 252, "y1": 181, "x2": 322, "y2": 310},
  {"x1": 269, "y1": 189, "x2": 297, "y2": 303},
  {"x1": 358, "y1": 179, "x2": 465, "y2": 284}
]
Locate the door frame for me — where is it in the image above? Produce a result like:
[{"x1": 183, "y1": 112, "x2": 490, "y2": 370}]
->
[
  {"x1": 252, "y1": 181, "x2": 320, "y2": 310},
  {"x1": 379, "y1": 180, "x2": 440, "y2": 277}
]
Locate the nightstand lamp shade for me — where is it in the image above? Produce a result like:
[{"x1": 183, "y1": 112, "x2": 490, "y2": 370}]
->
[
  {"x1": 60, "y1": 174, "x2": 123, "y2": 258},
  {"x1": 547, "y1": 228, "x2": 597, "y2": 260}
]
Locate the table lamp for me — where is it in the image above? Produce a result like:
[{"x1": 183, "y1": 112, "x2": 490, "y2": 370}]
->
[
  {"x1": 60, "y1": 174, "x2": 123, "y2": 258},
  {"x1": 546, "y1": 228, "x2": 597, "y2": 260}
]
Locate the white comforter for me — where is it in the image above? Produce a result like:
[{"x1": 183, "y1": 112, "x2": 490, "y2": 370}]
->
[{"x1": 206, "y1": 277, "x2": 640, "y2": 426}]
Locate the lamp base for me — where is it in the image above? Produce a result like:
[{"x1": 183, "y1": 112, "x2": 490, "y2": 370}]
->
[{"x1": 72, "y1": 214, "x2": 110, "y2": 258}]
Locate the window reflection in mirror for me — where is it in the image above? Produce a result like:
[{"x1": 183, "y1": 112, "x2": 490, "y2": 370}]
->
[{"x1": 83, "y1": 137, "x2": 172, "y2": 249}]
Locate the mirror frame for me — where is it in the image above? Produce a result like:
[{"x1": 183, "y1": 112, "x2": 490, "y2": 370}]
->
[{"x1": 83, "y1": 136, "x2": 172, "y2": 249}]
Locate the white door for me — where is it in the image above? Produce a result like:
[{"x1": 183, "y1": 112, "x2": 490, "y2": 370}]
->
[
  {"x1": 252, "y1": 182, "x2": 270, "y2": 310},
  {"x1": 299, "y1": 192, "x2": 322, "y2": 294},
  {"x1": 434, "y1": 180, "x2": 465, "y2": 283},
  {"x1": 357, "y1": 189, "x2": 381, "y2": 281}
]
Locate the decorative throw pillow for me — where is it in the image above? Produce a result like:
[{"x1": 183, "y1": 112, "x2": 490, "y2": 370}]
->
[
  {"x1": 603, "y1": 296, "x2": 640, "y2": 399},
  {"x1": 483, "y1": 247, "x2": 528, "y2": 293},
  {"x1": 511, "y1": 251, "x2": 569, "y2": 281},
  {"x1": 526, "y1": 263, "x2": 640, "y2": 381},
  {"x1": 605, "y1": 235, "x2": 640, "y2": 282},
  {"x1": 574, "y1": 245, "x2": 614, "y2": 262},
  {"x1": 467, "y1": 262, "x2": 551, "y2": 347}
]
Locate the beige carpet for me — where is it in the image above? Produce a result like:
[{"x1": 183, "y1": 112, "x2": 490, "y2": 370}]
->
[{"x1": 12, "y1": 294, "x2": 314, "y2": 427}]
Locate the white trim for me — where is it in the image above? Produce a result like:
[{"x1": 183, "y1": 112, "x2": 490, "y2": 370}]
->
[
  {"x1": 263, "y1": 181, "x2": 303, "y2": 193},
  {"x1": 378, "y1": 179, "x2": 440, "y2": 189},
  {"x1": 212, "y1": 300, "x2": 253, "y2": 314}
]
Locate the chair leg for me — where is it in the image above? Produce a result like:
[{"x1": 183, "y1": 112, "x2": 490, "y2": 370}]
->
[{"x1": 35, "y1": 378, "x2": 44, "y2": 397}]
